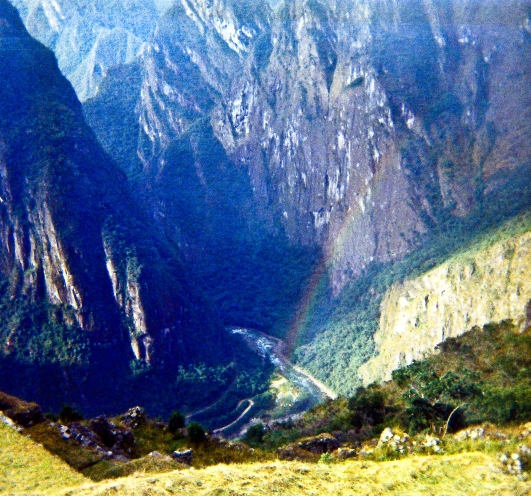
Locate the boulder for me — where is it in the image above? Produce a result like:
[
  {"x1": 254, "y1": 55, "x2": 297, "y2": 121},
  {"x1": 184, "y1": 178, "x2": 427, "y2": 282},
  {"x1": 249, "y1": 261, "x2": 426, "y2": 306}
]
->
[
  {"x1": 336, "y1": 447, "x2": 357, "y2": 459},
  {"x1": 500, "y1": 452, "x2": 523, "y2": 475},
  {"x1": 0, "y1": 391, "x2": 45, "y2": 427},
  {"x1": 121, "y1": 406, "x2": 147, "y2": 429},
  {"x1": 454, "y1": 427, "x2": 485, "y2": 441},
  {"x1": 171, "y1": 449, "x2": 193, "y2": 465},
  {"x1": 0, "y1": 411, "x2": 22, "y2": 432},
  {"x1": 519, "y1": 422, "x2": 531, "y2": 439},
  {"x1": 377, "y1": 427, "x2": 394, "y2": 447},
  {"x1": 89, "y1": 416, "x2": 135, "y2": 456},
  {"x1": 376, "y1": 428, "x2": 409, "y2": 453},
  {"x1": 295, "y1": 433, "x2": 340, "y2": 455},
  {"x1": 148, "y1": 451, "x2": 174, "y2": 463},
  {"x1": 422, "y1": 435, "x2": 441, "y2": 452},
  {"x1": 277, "y1": 446, "x2": 318, "y2": 462}
]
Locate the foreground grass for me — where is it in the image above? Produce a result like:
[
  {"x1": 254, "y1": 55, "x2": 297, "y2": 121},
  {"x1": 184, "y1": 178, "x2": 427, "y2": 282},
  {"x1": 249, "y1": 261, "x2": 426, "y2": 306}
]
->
[
  {"x1": 2, "y1": 420, "x2": 530, "y2": 495},
  {"x1": 50, "y1": 453, "x2": 531, "y2": 495},
  {"x1": 0, "y1": 423, "x2": 86, "y2": 494}
]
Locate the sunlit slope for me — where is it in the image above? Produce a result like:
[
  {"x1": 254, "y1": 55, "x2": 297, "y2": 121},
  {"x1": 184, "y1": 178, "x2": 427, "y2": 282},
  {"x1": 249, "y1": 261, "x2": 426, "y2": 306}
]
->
[
  {"x1": 296, "y1": 210, "x2": 531, "y2": 395},
  {"x1": 0, "y1": 423, "x2": 86, "y2": 494},
  {"x1": 49, "y1": 455, "x2": 529, "y2": 496}
]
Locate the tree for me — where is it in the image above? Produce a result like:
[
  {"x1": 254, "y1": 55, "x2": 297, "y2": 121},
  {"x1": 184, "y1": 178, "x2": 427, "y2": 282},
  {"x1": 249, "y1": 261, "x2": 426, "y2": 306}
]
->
[
  {"x1": 243, "y1": 422, "x2": 265, "y2": 447},
  {"x1": 187, "y1": 422, "x2": 206, "y2": 443},
  {"x1": 168, "y1": 410, "x2": 185, "y2": 433}
]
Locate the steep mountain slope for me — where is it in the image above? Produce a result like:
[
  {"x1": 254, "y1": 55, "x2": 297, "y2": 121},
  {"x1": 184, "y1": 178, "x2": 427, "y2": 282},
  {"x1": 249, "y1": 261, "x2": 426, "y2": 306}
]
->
[
  {"x1": 215, "y1": 0, "x2": 531, "y2": 291},
  {"x1": 49, "y1": 0, "x2": 531, "y2": 396},
  {"x1": 0, "y1": 0, "x2": 232, "y2": 414},
  {"x1": 8, "y1": 0, "x2": 162, "y2": 100},
  {"x1": 86, "y1": 0, "x2": 320, "y2": 336}
]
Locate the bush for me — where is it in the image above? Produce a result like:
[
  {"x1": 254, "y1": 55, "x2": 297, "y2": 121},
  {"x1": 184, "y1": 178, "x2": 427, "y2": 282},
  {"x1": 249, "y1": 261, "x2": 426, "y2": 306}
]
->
[
  {"x1": 243, "y1": 423, "x2": 265, "y2": 447},
  {"x1": 168, "y1": 410, "x2": 185, "y2": 433},
  {"x1": 58, "y1": 404, "x2": 83, "y2": 424},
  {"x1": 187, "y1": 422, "x2": 206, "y2": 443}
]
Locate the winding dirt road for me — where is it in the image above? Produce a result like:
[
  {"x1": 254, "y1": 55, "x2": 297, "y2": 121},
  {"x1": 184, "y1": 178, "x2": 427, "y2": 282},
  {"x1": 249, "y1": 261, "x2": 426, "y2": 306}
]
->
[{"x1": 212, "y1": 399, "x2": 255, "y2": 434}]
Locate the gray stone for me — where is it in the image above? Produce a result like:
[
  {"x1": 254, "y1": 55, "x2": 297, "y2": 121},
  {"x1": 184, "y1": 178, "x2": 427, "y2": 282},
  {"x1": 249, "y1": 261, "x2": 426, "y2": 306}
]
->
[{"x1": 171, "y1": 449, "x2": 193, "y2": 465}]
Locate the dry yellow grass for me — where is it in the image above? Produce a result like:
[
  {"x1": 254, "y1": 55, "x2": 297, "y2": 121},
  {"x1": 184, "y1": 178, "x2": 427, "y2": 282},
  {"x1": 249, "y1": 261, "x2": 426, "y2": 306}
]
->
[
  {"x1": 2, "y1": 422, "x2": 530, "y2": 495},
  {"x1": 0, "y1": 422, "x2": 86, "y2": 494},
  {"x1": 54, "y1": 453, "x2": 531, "y2": 496}
]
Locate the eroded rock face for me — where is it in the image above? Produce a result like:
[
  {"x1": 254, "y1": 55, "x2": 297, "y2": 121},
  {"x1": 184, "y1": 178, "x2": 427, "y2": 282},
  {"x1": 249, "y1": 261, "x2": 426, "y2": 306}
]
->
[
  {"x1": 0, "y1": 0, "x2": 230, "y2": 411},
  {"x1": 137, "y1": 0, "x2": 271, "y2": 164},
  {"x1": 214, "y1": 0, "x2": 531, "y2": 292},
  {"x1": 359, "y1": 229, "x2": 531, "y2": 384}
]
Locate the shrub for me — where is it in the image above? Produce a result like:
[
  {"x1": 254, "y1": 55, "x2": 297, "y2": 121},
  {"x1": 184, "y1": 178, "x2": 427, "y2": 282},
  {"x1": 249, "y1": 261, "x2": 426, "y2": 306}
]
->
[
  {"x1": 243, "y1": 423, "x2": 265, "y2": 447},
  {"x1": 168, "y1": 410, "x2": 185, "y2": 433},
  {"x1": 187, "y1": 422, "x2": 206, "y2": 443},
  {"x1": 58, "y1": 404, "x2": 83, "y2": 424}
]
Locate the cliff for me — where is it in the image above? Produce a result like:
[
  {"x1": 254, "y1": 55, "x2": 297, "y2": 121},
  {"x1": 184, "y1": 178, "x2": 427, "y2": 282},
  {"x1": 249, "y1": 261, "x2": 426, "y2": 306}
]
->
[
  {"x1": 359, "y1": 222, "x2": 531, "y2": 384},
  {"x1": 215, "y1": 0, "x2": 531, "y2": 293},
  {"x1": 0, "y1": 0, "x2": 230, "y2": 413},
  {"x1": 16, "y1": 0, "x2": 531, "y2": 396}
]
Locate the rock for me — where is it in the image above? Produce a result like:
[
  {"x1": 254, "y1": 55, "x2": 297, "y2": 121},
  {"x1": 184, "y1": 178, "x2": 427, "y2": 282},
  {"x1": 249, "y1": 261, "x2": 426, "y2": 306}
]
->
[
  {"x1": 171, "y1": 449, "x2": 193, "y2": 465},
  {"x1": 277, "y1": 446, "x2": 317, "y2": 462},
  {"x1": 470, "y1": 428, "x2": 485, "y2": 440},
  {"x1": 377, "y1": 427, "x2": 394, "y2": 447},
  {"x1": 359, "y1": 448, "x2": 374, "y2": 458},
  {"x1": 0, "y1": 391, "x2": 45, "y2": 428},
  {"x1": 89, "y1": 416, "x2": 135, "y2": 456},
  {"x1": 519, "y1": 422, "x2": 531, "y2": 439},
  {"x1": 454, "y1": 427, "x2": 485, "y2": 441},
  {"x1": 148, "y1": 451, "x2": 174, "y2": 463},
  {"x1": 518, "y1": 445, "x2": 531, "y2": 457},
  {"x1": 0, "y1": 412, "x2": 23, "y2": 433},
  {"x1": 422, "y1": 435, "x2": 440, "y2": 449},
  {"x1": 121, "y1": 406, "x2": 147, "y2": 429},
  {"x1": 295, "y1": 433, "x2": 341, "y2": 455},
  {"x1": 336, "y1": 447, "x2": 357, "y2": 460},
  {"x1": 499, "y1": 452, "x2": 524, "y2": 475},
  {"x1": 376, "y1": 428, "x2": 410, "y2": 453}
]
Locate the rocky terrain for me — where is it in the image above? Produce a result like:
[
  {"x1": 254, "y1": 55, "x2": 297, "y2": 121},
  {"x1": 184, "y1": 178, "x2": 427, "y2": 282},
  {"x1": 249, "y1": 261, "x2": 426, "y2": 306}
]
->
[
  {"x1": 0, "y1": 0, "x2": 234, "y2": 414},
  {"x1": 5, "y1": 0, "x2": 531, "y2": 411},
  {"x1": 80, "y1": 0, "x2": 531, "y2": 393},
  {"x1": 9, "y1": 0, "x2": 163, "y2": 100}
]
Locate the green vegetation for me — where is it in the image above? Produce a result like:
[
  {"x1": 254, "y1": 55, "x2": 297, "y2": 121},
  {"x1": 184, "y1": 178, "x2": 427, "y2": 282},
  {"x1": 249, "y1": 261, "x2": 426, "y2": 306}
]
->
[
  {"x1": 187, "y1": 422, "x2": 206, "y2": 443},
  {"x1": 168, "y1": 410, "x2": 185, "y2": 433},
  {"x1": 59, "y1": 405, "x2": 84, "y2": 424},
  {"x1": 0, "y1": 422, "x2": 87, "y2": 493},
  {"x1": 269, "y1": 320, "x2": 531, "y2": 446},
  {"x1": 243, "y1": 422, "x2": 266, "y2": 447},
  {"x1": 294, "y1": 208, "x2": 531, "y2": 396}
]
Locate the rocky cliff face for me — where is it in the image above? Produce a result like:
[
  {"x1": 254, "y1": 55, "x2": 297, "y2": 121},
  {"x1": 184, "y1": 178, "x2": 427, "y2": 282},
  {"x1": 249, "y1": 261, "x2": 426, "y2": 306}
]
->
[
  {"x1": 137, "y1": 0, "x2": 271, "y2": 164},
  {"x1": 37, "y1": 0, "x2": 531, "y2": 394},
  {"x1": 0, "y1": 0, "x2": 230, "y2": 411},
  {"x1": 214, "y1": 0, "x2": 531, "y2": 293},
  {"x1": 359, "y1": 224, "x2": 531, "y2": 385},
  {"x1": 9, "y1": 0, "x2": 162, "y2": 100}
]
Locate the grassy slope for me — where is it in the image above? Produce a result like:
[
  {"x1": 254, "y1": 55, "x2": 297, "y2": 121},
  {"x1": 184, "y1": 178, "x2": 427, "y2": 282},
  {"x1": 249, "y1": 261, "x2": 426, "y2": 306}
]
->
[
  {"x1": 0, "y1": 423, "x2": 86, "y2": 494},
  {"x1": 51, "y1": 455, "x2": 531, "y2": 495}
]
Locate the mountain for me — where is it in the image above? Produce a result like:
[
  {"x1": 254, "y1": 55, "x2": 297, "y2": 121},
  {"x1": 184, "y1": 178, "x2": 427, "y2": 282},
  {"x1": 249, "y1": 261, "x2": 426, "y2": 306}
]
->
[
  {"x1": 8, "y1": 0, "x2": 163, "y2": 100},
  {"x1": 85, "y1": 0, "x2": 320, "y2": 337},
  {"x1": 215, "y1": 0, "x2": 531, "y2": 288},
  {"x1": 9, "y1": 0, "x2": 531, "y2": 399},
  {"x1": 0, "y1": 0, "x2": 233, "y2": 414}
]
